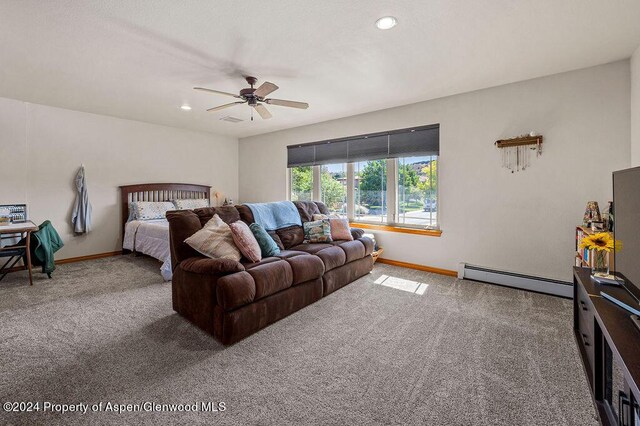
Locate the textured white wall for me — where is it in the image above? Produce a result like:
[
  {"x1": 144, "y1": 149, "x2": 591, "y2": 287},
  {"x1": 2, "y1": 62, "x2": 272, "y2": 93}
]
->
[
  {"x1": 632, "y1": 46, "x2": 640, "y2": 166},
  {"x1": 0, "y1": 98, "x2": 238, "y2": 259},
  {"x1": 239, "y1": 61, "x2": 631, "y2": 282}
]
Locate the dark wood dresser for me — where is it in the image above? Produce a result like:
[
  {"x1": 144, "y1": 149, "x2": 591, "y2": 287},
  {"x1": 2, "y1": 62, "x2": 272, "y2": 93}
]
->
[{"x1": 574, "y1": 267, "x2": 640, "y2": 425}]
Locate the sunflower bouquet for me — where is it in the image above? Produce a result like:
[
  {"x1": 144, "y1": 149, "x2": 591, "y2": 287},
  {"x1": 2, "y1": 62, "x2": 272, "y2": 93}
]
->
[
  {"x1": 579, "y1": 232, "x2": 614, "y2": 252},
  {"x1": 579, "y1": 232, "x2": 619, "y2": 275}
]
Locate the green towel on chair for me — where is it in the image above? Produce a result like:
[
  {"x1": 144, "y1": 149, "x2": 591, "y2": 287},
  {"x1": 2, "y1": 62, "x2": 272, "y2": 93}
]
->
[{"x1": 27, "y1": 221, "x2": 64, "y2": 276}]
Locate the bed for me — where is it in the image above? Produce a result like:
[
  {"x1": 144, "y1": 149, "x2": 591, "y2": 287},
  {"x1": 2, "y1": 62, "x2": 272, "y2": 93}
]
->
[{"x1": 119, "y1": 183, "x2": 211, "y2": 280}]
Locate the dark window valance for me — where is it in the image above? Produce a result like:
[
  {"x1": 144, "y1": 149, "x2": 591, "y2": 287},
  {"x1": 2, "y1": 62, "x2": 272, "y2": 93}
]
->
[{"x1": 287, "y1": 124, "x2": 439, "y2": 167}]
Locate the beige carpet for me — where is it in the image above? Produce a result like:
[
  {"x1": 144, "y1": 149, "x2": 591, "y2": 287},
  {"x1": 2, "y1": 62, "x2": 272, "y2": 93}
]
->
[{"x1": 0, "y1": 256, "x2": 598, "y2": 425}]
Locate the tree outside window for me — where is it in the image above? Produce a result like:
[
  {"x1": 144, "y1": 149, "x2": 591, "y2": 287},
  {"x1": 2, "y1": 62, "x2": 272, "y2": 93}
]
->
[
  {"x1": 290, "y1": 166, "x2": 312, "y2": 201},
  {"x1": 320, "y1": 164, "x2": 347, "y2": 216},
  {"x1": 398, "y1": 156, "x2": 437, "y2": 227}
]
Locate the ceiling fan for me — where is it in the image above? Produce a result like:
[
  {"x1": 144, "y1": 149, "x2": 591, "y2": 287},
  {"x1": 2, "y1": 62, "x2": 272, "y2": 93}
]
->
[{"x1": 194, "y1": 76, "x2": 309, "y2": 120}]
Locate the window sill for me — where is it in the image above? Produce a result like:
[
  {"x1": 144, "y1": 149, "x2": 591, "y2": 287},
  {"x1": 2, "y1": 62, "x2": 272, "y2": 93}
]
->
[{"x1": 349, "y1": 222, "x2": 442, "y2": 237}]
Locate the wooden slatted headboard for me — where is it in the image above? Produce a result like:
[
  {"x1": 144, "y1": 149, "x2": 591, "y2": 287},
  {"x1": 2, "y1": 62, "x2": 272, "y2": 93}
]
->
[{"x1": 119, "y1": 183, "x2": 211, "y2": 241}]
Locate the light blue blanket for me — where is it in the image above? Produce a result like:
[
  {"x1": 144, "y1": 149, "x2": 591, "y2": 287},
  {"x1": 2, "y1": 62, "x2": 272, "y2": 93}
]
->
[{"x1": 245, "y1": 201, "x2": 302, "y2": 231}]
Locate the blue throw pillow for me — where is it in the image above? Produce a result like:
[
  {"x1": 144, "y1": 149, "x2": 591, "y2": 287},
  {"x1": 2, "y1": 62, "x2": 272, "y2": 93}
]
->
[{"x1": 249, "y1": 223, "x2": 281, "y2": 257}]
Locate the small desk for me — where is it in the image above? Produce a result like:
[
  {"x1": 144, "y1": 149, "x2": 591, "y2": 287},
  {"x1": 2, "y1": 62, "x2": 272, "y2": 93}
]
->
[{"x1": 0, "y1": 221, "x2": 39, "y2": 285}]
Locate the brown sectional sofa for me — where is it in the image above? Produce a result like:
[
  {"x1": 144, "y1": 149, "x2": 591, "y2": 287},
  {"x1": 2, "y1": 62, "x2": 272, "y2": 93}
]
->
[{"x1": 166, "y1": 201, "x2": 374, "y2": 345}]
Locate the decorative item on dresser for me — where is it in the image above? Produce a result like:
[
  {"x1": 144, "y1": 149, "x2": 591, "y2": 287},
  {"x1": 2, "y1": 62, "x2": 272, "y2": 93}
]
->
[
  {"x1": 583, "y1": 201, "x2": 603, "y2": 229},
  {"x1": 575, "y1": 226, "x2": 616, "y2": 274}
]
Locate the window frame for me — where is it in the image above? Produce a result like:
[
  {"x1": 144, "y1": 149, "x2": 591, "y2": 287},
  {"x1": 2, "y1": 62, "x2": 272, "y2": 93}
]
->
[{"x1": 288, "y1": 156, "x2": 440, "y2": 233}]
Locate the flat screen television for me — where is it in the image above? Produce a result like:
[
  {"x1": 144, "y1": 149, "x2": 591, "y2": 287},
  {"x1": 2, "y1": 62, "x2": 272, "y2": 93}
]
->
[{"x1": 613, "y1": 166, "x2": 640, "y2": 294}]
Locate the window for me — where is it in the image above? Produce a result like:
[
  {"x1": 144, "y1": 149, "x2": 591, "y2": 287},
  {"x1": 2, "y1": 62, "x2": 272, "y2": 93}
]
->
[
  {"x1": 320, "y1": 164, "x2": 347, "y2": 216},
  {"x1": 397, "y1": 155, "x2": 437, "y2": 227},
  {"x1": 355, "y1": 160, "x2": 387, "y2": 223},
  {"x1": 290, "y1": 166, "x2": 312, "y2": 201},
  {"x1": 287, "y1": 124, "x2": 440, "y2": 230}
]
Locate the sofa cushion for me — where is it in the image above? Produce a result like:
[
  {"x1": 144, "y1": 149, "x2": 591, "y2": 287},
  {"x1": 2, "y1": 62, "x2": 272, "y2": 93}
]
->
[
  {"x1": 216, "y1": 271, "x2": 256, "y2": 311},
  {"x1": 235, "y1": 204, "x2": 255, "y2": 225},
  {"x1": 241, "y1": 257, "x2": 280, "y2": 270},
  {"x1": 246, "y1": 260, "x2": 293, "y2": 300},
  {"x1": 338, "y1": 240, "x2": 366, "y2": 263},
  {"x1": 230, "y1": 221, "x2": 262, "y2": 263},
  {"x1": 293, "y1": 201, "x2": 321, "y2": 223},
  {"x1": 315, "y1": 246, "x2": 347, "y2": 272},
  {"x1": 267, "y1": 231, "x2": 285, "y2": 250},
  {"x1": 276, "y1": 225, "x2": 305, "y2": 249},
  {"x1": 180, "y1": 257, "x2": 245, "y2": 275},
  {"x1": 166, "y1": 210, "x2": 203, "y2": 266},
  {"x1": 290, "y1": 243, "x2": 334, "y2": 254},
  {"x1": 193, "y1": 207, "x2": 216, "y2": 227},
  {"x1": 315, "y1": 201, "x2": 330, "y2": 215},
  {"x1": 284, "y1": 254, "x2": 325, "y2": 285},
  {"x1": 194, "y1": 206, "x2": 240, "y2": 227},
  {"x1": 274, "y1": 250, "x2": 309, "y2": 259}
]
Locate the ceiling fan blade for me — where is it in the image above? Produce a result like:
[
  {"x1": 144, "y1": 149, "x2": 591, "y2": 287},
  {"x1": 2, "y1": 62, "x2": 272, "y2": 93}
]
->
[
  {"x1": 253, "y1": 103, "x2": 272, "y2": 119},
  {"x1": 253, "y1": 81, "x2": 279, "y2": 98},
  {"x1": 265, "y1": 98, "x2": 309, "y2": 109},
  {"x1": 194, "y1": 87, "x2": 241, "y2": 99},
  {"x1": 206, "y1": 101, "x2": 245, "y2": 112}
]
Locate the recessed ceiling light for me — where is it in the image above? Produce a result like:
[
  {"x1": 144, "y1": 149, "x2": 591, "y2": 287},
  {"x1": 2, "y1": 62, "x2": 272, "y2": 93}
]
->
[
  {"x1": 375, "y1": 16, "x2": 397, "y2": 30},
  {"x1": 180, "y1": 105, "x2": 192, "y2": 111}
]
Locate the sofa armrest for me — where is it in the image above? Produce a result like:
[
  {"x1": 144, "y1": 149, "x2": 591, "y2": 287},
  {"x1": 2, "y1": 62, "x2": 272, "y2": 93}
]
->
[
  {"x1": 350, "y1": 227, "x2": 365, "y2": 240},
  {"x1": 180, "y1": 257, "x2": 245, "y2": 275},
  {"x1": 357, "y1": 236, "x2": 374, "y2": 256}
]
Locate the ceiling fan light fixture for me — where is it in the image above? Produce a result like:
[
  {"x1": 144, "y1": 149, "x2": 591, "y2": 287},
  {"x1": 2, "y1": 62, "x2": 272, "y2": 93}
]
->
[
  {"x1": 375, "y1": 16, "x2": 397, "y2": 30},
  {"x1": 180, "y1": 104, "x2": 192, "y2": 111}
]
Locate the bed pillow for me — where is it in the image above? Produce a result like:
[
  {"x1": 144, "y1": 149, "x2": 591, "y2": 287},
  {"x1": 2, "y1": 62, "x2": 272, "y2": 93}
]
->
[
  {"x1": 229, "y1": 221, "x2": 262, "y2": 263},
  {"x1": 329, "y1": 218, "x2": 353, "y2": 241},
  {"x1": 134, "y1": 201, "x2": 175, "y2": 220},
  {"x1": 249, "y1": 223, "x2": 281, "y2": 257},
  {"x1": 127, "y1": 202, "x2": 138, "y2": 221},
  {"x1": 172, "y1": 199, "x2": 210, "y2": 210},
  {"x1": 303, "y1": 219, "x2": 333, "y2": 243},
  {"x1": 184, "y1": 214, "x2": 241, "y2": 261}
]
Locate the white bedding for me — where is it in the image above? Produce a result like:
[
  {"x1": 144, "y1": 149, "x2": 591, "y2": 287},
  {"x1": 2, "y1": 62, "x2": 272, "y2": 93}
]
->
[{"x1": 123, "y1": 219, "x2": 172, "y2": 280}]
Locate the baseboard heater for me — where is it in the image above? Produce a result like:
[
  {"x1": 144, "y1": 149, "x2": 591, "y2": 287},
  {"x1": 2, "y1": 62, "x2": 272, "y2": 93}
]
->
[{"x1": 458, "y1": 263, "x2": 573, "y2": 298}]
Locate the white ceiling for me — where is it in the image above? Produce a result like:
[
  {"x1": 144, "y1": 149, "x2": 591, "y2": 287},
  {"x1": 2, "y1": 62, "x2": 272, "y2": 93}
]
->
[{"x1": 1, "y1": 0, "x2": 640, "y2": 139}]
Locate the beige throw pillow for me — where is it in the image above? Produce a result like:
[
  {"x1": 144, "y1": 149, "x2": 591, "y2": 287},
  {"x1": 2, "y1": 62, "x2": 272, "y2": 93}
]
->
[{"x1": 184, "y1": 214, "x2": 241, "y2": 261}]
